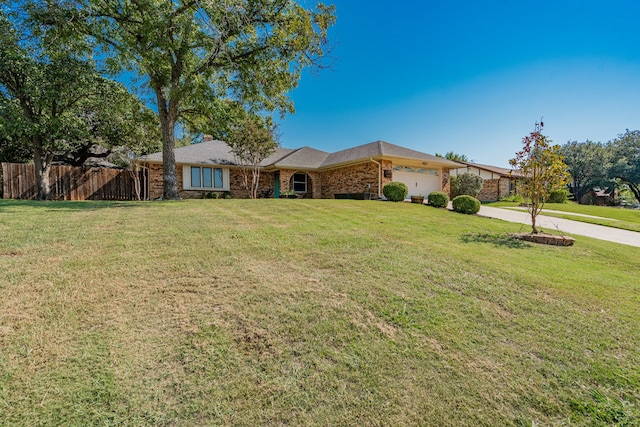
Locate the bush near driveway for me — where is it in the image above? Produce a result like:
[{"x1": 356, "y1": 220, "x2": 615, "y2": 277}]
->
[
  {"x1": 452, "y1": 195, "x2": 481, "y2": 214},
  {"x1": 428, "y1": 191, "x2": 449, "y2": 208},
  {"x1": 383, "y1": 182, "x2": 408, "y2": 202}
]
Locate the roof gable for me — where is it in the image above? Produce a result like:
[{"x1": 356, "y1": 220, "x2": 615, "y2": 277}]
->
[
  {"x1": 457, "y1": 161, "x2": 524, "y2": 177},
  {"x1": 140, "y1": 139, "x2": 295, "y2": 167},
  {"x1": 321, "y1": 140, "x2": 462, "y2": 168},
  {"x1": 140, "y1": 139, "x2": 464, "y2": 170}
]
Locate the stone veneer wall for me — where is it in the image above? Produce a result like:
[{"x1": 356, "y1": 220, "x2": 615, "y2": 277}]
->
[
  {"x1": 441, "y1": 169, "x2": 451, "y2": 196},
  {"x1": 477, "y1": 178, "x2": 499, "y2": 202},
  {"x1": 499, "y1": 177, "x2": 511, "y2": 200},
  {"x1": 476, "y1": 177, "x2": 513, "y2": 202}
]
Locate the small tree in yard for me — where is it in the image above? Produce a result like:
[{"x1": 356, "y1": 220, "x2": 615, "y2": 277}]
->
[
  {"x1": 227, "y1": 116, "x2": 278, "y2": 199},
  {"x1": 510, "y1": 121, "x2": 570, "y2": 234}
]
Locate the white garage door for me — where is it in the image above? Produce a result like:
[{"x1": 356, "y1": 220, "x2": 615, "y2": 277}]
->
[{"x1": 392, "y1": 166, "x2": 440, "y2": 197}]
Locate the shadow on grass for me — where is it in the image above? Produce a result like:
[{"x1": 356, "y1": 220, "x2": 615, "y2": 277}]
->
[
  {"x1": 0, "y1": 199, "x2": 157, "y2": 212},
  {"x1": 461, "y1": 232, "x2": 532, "y2": 249}
]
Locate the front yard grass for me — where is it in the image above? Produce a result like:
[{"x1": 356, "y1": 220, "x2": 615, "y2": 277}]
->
[
  {"x1": 0, "y1": 199, "x2": 638, "y2": 426},
  {"x1": 490, "y1": 201, "x2": 640, "y2": 232}
]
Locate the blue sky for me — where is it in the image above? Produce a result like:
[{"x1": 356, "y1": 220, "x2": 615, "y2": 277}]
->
[{"x1": 276, "y1": 0, "x2": 640, "y2": 167}]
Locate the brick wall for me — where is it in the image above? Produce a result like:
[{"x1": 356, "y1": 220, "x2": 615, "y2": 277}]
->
[
  {"x1": 476, "y1": 177, "x2": 514, "y2": 202},
  {"x1": 146, "y1": 159, "x2": 434, "y2": 200},
  {"x1": 147, "y1": 162, "x2": 163, "y2": 199},
  {"x1": 278, "y1": 169, "x2": 322, "y2": 198},
  {"x1": 442, "y1": 169, "x2": 451, "y2": 196},
  {"x1": 477, "y1": 179, "x2": 499, "y2": 202},
  {"x1": 229, "y1": 169, "x2": 275, "y2": 198},
  {"x1": 499, "y1": 177, "x2": 511, "y2": 200},
  {"x1": 145, "y1": 162, "x2": 275, "y2": 199},
  {"x1": 321, "y1": 162, "x2": 379, "y2": 198}
]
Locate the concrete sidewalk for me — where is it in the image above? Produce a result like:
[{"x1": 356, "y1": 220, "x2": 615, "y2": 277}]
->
[{"x1": 478, "y1": 206, "x2": 640, "y2": 248}]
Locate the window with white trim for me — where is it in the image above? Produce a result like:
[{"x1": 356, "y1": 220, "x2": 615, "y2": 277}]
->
[
  {"x1": 184, "y1": 166, "x2": 226, "y2": 190},
  {"x1": 292, "y1": 173, "x2": 307, "y2": 193}
]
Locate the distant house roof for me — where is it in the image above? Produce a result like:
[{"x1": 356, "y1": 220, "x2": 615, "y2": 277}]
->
[
  {"x1": 456, "y1": 161, "x2": 524, "y2": 178},
  {"x1": 592, "y1": 187, "x2": 615, "y2": 197},
  {"x1": 140, "y1": 139, "x2": 464, "y2": 170}
]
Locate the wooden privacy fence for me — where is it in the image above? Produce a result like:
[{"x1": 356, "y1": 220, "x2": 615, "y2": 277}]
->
[{"x1": 1, "y1": 162, "x2": 148, "y2": 201}]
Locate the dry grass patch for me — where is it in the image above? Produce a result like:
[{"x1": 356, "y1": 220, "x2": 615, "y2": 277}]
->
[{"x1": 0, "y1": 199, "x2": 638, "y2": 426}]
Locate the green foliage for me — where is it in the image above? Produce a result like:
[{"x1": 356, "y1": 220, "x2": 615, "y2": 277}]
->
[
  {"x1": 451, "y1": 172, "x2": 483, "y2": 198},
  {"x1": 452, "y1": 195, "x2": 481, "y2": 214},
  {"x1": 435, "y1": 151, "x2": 469, "y2": 162},
  {"x1": 499, "y1": 193, "x2": 524, "y2": 203},
  {"x1": 0, "y1": 11, "x2": 159, "y2": 198},
  {"x1": 608, "y1": 130, "x2": 640, "y2": 204},
  {"x1": 559, "y1": 140, "x2": 613, "y2": 202},
  {"x1": 383, "y1": 182, "x2": 408, "y2": 202},
  {"x1": 227, "y1": 115, "x2": 279, "y2": 199},
  {"x1": 202, "y1": 192, "x2": 219, "y2": 199},
  {"x1": 32, "y1": 0, "x2": 336, "y2": 199},
  {"x1": 510, "y1": 121, "x2": 570, "y2": 233},
  {"x1": 427, "y1": 191, "x2": 449, "y2": 208},
  {"x1": 547, "y1": 189, "x2": 570, "y2": 203}
]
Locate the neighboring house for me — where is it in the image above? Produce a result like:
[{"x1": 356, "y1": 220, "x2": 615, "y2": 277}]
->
[
  {"x1": 580, "y1": 187, "x2": 618, "y2": 206},
  {"x1": 450, "y1": 161, "x2": 524, "y2": 202},
  {"x1": 138, "y1": 137, "x2": 463, "y2": 199}
]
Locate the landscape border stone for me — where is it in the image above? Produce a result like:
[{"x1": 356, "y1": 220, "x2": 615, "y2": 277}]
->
[{"x1": 510, "y1": 232, "x2": 576, "y2": 246}]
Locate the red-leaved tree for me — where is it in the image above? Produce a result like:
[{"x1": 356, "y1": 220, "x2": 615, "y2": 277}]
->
[{"x1": 510, "y1": 121, "x2": 570, "y2": 233}]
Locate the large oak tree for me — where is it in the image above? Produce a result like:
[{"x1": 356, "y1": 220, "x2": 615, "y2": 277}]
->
[
  {"x1": 559, "y1": 140, "x2": 613, "y2": 202},
  {"x1": 35, "y1": 0, "x2": 335, "y2": 200},
  {"x1": 0, "y1": 10, "x2": 159, "y2": 199},
  {"x1": 609, "y1": 130, "x2": 640, "y2": 203}
]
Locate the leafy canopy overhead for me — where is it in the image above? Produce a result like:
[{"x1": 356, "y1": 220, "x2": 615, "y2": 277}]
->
[
  {"x1": 32, "y1": 0, "x2": 336, "y2": 199},
  {"x1": 0, "y1": 8, "x2": 159, "y2": 198}
]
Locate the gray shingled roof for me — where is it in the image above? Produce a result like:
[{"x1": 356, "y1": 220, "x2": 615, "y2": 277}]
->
[
  {"x1": 140, "y1": 139, "x2": 295, "y2": 167},
  {"x1": 321, "y1": 140, "x2": 462, "y2": 168},
  {"x1": 140, "y1": 139, "x2": 463, "y2": 169},
  {"x1": 458, "y1": 161, "x2": 524, "y2": 177},
  {"x1": 272, "y1": 146, "x2": 330, "y2": 169}
]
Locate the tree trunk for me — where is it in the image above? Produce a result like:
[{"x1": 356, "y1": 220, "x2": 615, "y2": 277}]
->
[
  {"x1": 627, "y1": 182, "x2": 640, "y2": 204},
  {"x1": 529, "y1": 202, "x2": 540, "y2": 234},
  {"x1": 251, "y1": 166, "x2": 260, "y2": 199},
  {"x1": 33, "y1": 141, "x2": 52, "y2": 200},
  {"x1": 155, "y1": 89, "x2": 180, "y2": 200}
]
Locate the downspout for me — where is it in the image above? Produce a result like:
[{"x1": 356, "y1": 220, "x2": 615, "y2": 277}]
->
[{"x1": 370, "y1": 158, "x2": 382, "y2": 198}]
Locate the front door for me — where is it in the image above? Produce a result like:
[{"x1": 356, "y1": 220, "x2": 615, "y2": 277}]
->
[{"x1": 274, "y1": 172, "x2": 280, "y2": 198}]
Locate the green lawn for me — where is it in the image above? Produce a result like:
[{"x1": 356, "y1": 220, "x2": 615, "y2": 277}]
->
[
  {"x1": 1, "y1": 199, "x2": 639, "y2": 426},
  {"x1": 489, "y1": 201, "x2": 640, "y2": 232}
]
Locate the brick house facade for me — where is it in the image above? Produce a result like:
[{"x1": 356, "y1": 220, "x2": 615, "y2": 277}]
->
[
  {"x1": 140, "y1": 139, "x2": 462, "y2": 200},
  {"x1": 450, "y1": 162, "x2": 523, "y2": 202}
]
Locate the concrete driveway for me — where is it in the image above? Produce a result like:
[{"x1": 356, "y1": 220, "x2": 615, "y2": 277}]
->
[{"x1": 478, "y1": 206, "x2": 640, "y2": 248}]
